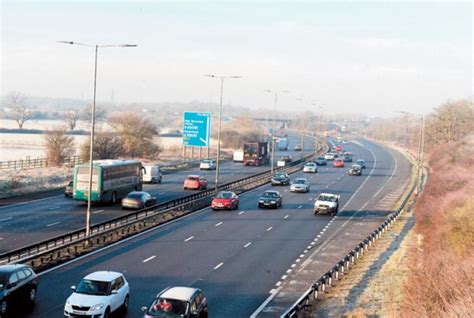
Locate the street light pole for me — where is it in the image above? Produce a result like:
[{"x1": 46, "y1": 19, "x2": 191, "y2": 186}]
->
[
  {"x1": 296, "y1": 98, "x2": 305, "y2": 159},
  {"x1": 59, "y1": 41, "x2": 137, "y2": 237},
  {"x1": 266, "y1": 90, "x2": 289, "y2": 173},
  {"x1": 205, "y1": 74, "x2": 241, "y2": 192}
]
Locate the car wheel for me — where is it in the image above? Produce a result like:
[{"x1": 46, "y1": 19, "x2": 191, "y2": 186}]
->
[
  {"x1": 104, "y1": 307, "x2": 111, "y2": 318},
  {"x1": 122, "y1": 294, "x2": 129, "y2": 312},
  {"x1": 0, "y1": 299, "x2": 7, "y2": 315},
  {"x1": 28, "y1": 287, "x2": 37, "y2": 304},
  {"x1": 111, "y1": 192, "x2": 117, "y2": 204},
  {"x1": 184, "y1": 187, "x2": 187, "y2": 190},
  {"x1": 236, "y1": 203, "x2": 239, "y2": 209},
  {"x1": 201, "y1": 306, "x2": 209, "y2": 318},
  {"x1": 159, "y1": 177, "x2": 162, "y2": 183}
]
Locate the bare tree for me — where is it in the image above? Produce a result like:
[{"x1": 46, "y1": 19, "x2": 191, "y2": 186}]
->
[
  {"x1": 8, "y1": 91, "x2": 32, "y2": 129},
  {"x1": 109, "y1": 112, "x2": 160, "y2": 158},
  {"x1": 426, "y1": 99, "x2": 474, "y2": 146},
  {"x1": 44, "y1": 127, "x2": 75, "y2": 166},
  {"x1": 81, "y1": 131, "x2": 124, "y2": 161},
  {"x1": 63, "y1": 111, "x2": 79, "y2": 131}
]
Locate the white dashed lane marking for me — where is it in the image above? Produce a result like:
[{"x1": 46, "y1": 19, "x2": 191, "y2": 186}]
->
[
  {"x1": 244, "y1": 242, "x2": 252, "y2": 248},
  {"x1": 92, "y1": 209, "x2": 105, "y2": 214},
  {"x1": 184, "y1": 236, "x2": 194, "y2": 242},
  {"x1": 142, "y1": 255, "x2": 156, "y2": 263},
  {"x1": 215, "y1": 222, "x2": 223, "y2": 227},
  {"x1": 214, "y1": 262, "x2": 224, "y2": 270},
  {"x1": 46, "y1": 221, "x2": 61, "y2": 227},
  {"x1": 0, "y1": 217, "x2": 13, "y2": 222}
]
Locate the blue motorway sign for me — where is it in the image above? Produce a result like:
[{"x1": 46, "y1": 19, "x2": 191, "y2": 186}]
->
[{"x1": 182, "y1": 112, "x2": 211, "y2": 147}]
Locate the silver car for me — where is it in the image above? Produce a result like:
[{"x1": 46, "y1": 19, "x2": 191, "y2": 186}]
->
[{"x1": 290, "y1": 178, "x2": 310, "y2": 193}]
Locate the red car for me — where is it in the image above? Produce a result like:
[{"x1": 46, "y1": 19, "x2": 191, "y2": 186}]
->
[
  {"x1": 183, "y1": 175, "x2": 208, "y2": 190},
  {"x1": 335, "y1": 145, "x2": 343, "y2": 152},
  {"x1": 211, "y1": 191, "x2": 239, "y2": 210},
  {"x1": 333, "y1": 158, "x2": 345, "y2": 168}
]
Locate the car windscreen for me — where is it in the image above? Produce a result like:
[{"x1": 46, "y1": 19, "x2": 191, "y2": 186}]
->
[
  {"x1": 319, "y1": 195, "x2": 336, "y2": 202},
  {"x1": 274, "y1": 174, "x2": 286, "y2": 179},
  {"x1": 305, "y1": 163, "x2": 315, "y2": 166},
  {"x1": 147, "y1": 298, "x2": 189, "y2": 317},
  {"x1": 216, "y1": 192, "x2": 232, "y2": 199},
  {"x1": 202, "y1": 160, "x2": 211, "y2": 164},
  {"x1": 294, "y1": 179, "x2": 306, "y2": 184},
  {"x1": 317, "y1": 157, "x2": 324, "y2": 160},
  {"x1": 262, "y1": 192, "x2": 278, "y2": 198},
  {"x1": 76, "y1": 279, "x2": 110, "y2": 296}
]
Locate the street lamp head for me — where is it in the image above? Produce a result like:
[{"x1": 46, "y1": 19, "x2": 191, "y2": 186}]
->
[
  {"x1": 230, "y1": 76, "x2": 242, "y2": 79},
  {"x1": 118, "y1": 44, "x2": 138, "y2": 47},
  {"x1": 264, "y1": 89, "x2": 272, "y2": 93},
  {"x1": 204, "y1": 74, "x2": 216, "y2": 78},
  {"x1": 57, "y1": 41, "x2": 74, "y2": 45}
]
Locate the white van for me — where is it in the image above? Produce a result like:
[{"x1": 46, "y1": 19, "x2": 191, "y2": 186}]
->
[
  {"x1": 142, "y1": 165, "x2": 162, "y2": 183},
  {"x1": 233, "y1": 150, "x2": 244, "y2": 162}
]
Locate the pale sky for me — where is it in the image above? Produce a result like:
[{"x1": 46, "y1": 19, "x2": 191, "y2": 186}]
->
[{"x1": 1, "y1": 1, "x2": 472, "y2": 116}]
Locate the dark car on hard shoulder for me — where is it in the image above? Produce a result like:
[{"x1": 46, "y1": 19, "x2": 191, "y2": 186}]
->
[
  {"x1": 64, "y1": 180, "x2": 73, "y2": 198},
  {"x1": 0, "y1": 264, "x2": 38, "y2": 316}
]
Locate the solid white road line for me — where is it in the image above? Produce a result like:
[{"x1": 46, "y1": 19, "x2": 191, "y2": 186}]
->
[
  {"x1": 214, "y1": 262, "x2": 224, "y2": 270},
  {"x1": 215, "y1": 222, "x2": 223, "y2": 227},
  {"x1": 46, "y1": 221, "x2": 61, "y2": 227},
  {"x1": 0, "y1": 217, "x2": 13, "y2": 222},
  {"x1": 249, "y1": 287, "x2": 282, "y2": 318},
  {"x1": 142, "y1": 255, "x2": 156, "y2": 263},
  {"x1": 244, "y1": 242, "x2": 252, "y2": 248},
  {"x1": 184, "y1": 236, "x2": 194, "y2": 242}
]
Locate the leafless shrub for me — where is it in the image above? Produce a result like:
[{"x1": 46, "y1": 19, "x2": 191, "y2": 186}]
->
[
  {"x1": 108, "y1": 112, "x2": 160, "y2": 158},
  {"x1": 44, "y1": 127, "x2": 75, "y2": 166},
  {"x1": 81, "y1": 131, "x2": 124, "y2": 161}
]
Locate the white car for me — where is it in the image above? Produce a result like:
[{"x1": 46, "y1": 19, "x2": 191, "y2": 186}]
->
[
  {"x1": 290, "y1": 178, "x2": 310, "y2": 193},
  {"x1": 303, "y1": 162, "x2": 318, "y2": 173},
  {"x1": 200, "y1": 159, "x2": 216, "y2": 170},
  {"x1": 65, "y1": 271, "x2": 129, "y2": 318},
  {"x1": 324, "y1": 153, "x2": 336, "y2": 160},
  {"x1": 314, "y1": 193, "x2": 340, "y2": 215}
]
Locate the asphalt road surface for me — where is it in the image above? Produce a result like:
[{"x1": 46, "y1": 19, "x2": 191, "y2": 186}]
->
[
  {"x1": 0, "y1": 133, "x2": 313, "y2": 252},
  {"x1": 8, "y1": 137, "x2": 411, "y2": 317}
]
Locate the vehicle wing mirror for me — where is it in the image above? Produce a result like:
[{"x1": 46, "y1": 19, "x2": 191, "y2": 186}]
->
[
  {"x1": 141, "y1": 306, "x2": 148, "y2": 312},
  {"x1": 70, "y1": 285, "x2": 76, "y2": 291}
]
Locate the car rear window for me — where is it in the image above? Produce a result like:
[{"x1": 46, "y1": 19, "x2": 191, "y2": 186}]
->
[
  {"x1": 127, "y1": 193, "x2": 143, "y2": 199},
  {"x1": 186, "y1": 177, "x2": 198, "y2": 181},
  {"x1": 263, "y1": 192, "x2": 278, "y2": 198}
]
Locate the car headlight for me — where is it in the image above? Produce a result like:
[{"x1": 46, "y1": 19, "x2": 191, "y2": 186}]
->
[
  {"x1": 259, "y1": 200, "x2": 264, "y2": 203},
  {"x1": 270, "y1": 201, "x2": 276, "y2": 204},
  {"x1": 65, "y1": 300, "x2": 72, "y2": 310},
  {"x1": 90, "y1": 303, "x2": 105, "y2": 312}
]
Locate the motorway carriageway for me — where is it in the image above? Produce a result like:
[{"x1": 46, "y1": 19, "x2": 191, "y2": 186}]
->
[
  {"x1": 0, "y1": 133, "x2": 314, "y2": 252},
  {"x1": 12, "y1": 137, "x2": 411, "y2": 317}
]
